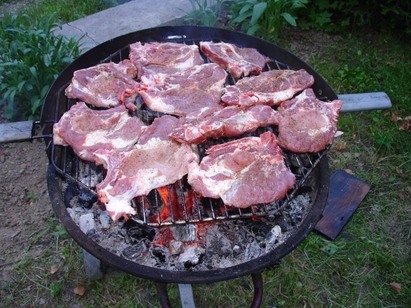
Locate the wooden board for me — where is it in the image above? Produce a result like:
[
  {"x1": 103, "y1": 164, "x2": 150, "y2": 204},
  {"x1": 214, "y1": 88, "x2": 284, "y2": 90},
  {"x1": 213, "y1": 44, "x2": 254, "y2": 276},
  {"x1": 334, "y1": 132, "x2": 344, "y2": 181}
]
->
[{"x1": 315, "y1": 170, "x2": 370, "y2": 240}]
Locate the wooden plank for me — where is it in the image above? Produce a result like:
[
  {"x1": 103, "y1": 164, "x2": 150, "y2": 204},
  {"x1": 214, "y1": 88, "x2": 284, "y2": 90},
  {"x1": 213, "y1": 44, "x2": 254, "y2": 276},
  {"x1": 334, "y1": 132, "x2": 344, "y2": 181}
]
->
[
  {"x1": 0, "y1": 121, "x2": 34, "y2": 143},
  {"x1": 338, "y1": 92, "x2": 391, "y2": 112},
  {"x1": 315, "y1": 170, "x2": 370, "y2": 240}
]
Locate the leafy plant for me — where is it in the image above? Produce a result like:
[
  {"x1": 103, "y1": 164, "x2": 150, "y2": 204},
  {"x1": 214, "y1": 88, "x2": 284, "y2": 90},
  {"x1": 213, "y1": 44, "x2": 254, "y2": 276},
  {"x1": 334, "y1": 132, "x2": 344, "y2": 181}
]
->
[
  {"x1": 185, "y1": 0, "x2": 226, "y2": 26},
  {"x1": 228, "y1": 0, "x2": 308, "y2": 42},
  {"x1": 297, "y1": 0, "x2": 361, "y2": 32},
  {"x1": 297, "y1": 0, "x2": 411, "y2": 38},
  {"x1": 0, "y1": 14, "x2": 81, "y2": 120}
]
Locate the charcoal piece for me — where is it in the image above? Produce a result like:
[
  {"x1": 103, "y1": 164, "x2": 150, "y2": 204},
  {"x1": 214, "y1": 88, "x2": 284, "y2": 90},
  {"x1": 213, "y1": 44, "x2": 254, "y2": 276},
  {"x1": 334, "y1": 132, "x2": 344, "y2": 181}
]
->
[{"x1": 122, "y1": 243, "x2": 147, "y2": 260}]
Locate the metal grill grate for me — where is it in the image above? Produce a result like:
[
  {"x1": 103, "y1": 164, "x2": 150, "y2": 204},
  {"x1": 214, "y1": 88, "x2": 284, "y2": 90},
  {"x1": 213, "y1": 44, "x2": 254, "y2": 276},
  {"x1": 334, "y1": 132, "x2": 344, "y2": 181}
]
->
[{"x1": 49, "y1": 37, "x2": 331, "y2": 227}]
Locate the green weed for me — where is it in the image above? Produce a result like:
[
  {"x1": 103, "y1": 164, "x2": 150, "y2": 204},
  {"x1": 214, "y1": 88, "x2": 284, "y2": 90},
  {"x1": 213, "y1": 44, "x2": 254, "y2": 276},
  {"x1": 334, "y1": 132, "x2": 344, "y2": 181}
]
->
[
  {"x1": 185, "y1": 0, "x2": 226, "y2": 27},
  {"x1": 228, "y1": 0, "x2": 307, "y2": 42},
  {"x1": 0, "y1": 14, "x2": 81, "y2": 120}
]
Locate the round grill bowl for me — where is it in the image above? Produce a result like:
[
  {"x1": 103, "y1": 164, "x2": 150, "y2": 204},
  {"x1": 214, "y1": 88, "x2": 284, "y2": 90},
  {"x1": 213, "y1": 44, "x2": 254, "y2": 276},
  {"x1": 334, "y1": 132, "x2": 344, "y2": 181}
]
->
[{"x1": 44, "y1": 26, "x2": 332, "y2": 284}]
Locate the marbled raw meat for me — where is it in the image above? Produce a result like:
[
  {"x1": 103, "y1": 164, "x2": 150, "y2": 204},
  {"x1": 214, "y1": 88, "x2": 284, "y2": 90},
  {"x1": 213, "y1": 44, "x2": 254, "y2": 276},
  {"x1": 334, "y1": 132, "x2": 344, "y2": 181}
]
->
[
  {"x1": 93, "y1": 116, "x2": 199, "y2": 221},
  {"x1": 65, "y1": 60, "x2": 140, "y2": 111},
  {"x1": 53, "y1": 102, "x2": 144, "y2": 161},
  {"x1": 199, "y1": 41, "x2": 270, "y2": 78},
  {"x1": 221, "y1": 69, "x2": 314, "y2": 107},
  {"x1": 188, "y1": 132, "x2": 295, "y2": 208},
  {"x1": 139, "y1": 63, "x2": 227, "y2": 116},
  {"x1": 129, "y1": 41, "x2": 204, "y2": 79},
  {"x1": 276, "y1": 88, "x2": 342, "y2": 153},
  {"x1": 170, "y1": 105, "x2": 281, "y2": 144}
]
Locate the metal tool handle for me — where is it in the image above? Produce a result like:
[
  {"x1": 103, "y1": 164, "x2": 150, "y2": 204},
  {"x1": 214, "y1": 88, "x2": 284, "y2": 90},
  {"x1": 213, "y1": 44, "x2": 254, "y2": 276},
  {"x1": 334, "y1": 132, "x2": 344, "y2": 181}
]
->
[
  {"x1": 0, "y1": 121, "x2": 34, "y2": 143},
  {"x1": 0, "y1": 120, "x2": 52, "y2": 144},
  {"x1": 338, "y1": 92, "x2": 391, "y2": 112}
]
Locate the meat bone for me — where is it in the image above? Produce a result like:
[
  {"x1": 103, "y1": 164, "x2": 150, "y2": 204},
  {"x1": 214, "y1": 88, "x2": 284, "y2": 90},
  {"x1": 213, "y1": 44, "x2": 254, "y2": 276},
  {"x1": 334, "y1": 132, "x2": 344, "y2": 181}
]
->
[{"x1": 0, "y1": 92, "x2": 391, "y2": 144}]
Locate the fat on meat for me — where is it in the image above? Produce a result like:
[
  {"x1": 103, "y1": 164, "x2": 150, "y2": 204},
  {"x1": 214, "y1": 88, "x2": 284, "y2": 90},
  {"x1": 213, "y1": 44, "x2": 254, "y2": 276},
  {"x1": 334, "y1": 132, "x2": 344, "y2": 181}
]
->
[
  {"x1": 276, "y1": 88, "x2": 343, "y2": 153},
  {"x1": 65, "y1": 60, "x2": 140, "y2": 111},
  {"x1": 188, "y1": 131, "x2": 296, "y2": 208},
  {"x1": 129, "y1": 42, "x2": 204, "y2": 79},
  {"x1": 139, "y1": 63, "x2": 227, "y2": 116},
  {"x1": 199, "y1": 41, "x2": 270, "y2": 78},
  {"x1": 53, "y1": 102, "x2": 145, "y2": 161},
  {"x1": 93, "y1": 115, "x2": 199, "y2": 221},
  {"x1": 170, "y1": 105, "x2": 281, "y2": 144},
  {"x1": 221, "y1": 69, "x2": 314, "y2": 107}
]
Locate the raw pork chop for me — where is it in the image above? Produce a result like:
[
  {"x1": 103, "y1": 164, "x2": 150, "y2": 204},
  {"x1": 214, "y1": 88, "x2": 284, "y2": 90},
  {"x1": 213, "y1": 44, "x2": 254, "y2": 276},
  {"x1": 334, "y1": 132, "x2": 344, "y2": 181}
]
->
[
  {"x1": 53, "y1": 102, "x2": 144, "y2": 161},
  {"x1": 129, "y1": 42, "x2": 204, "y2": 79},
  {"x1": 188, "y1": 132, "x2": 295, "y2": 208},
  {"x1": 93, "y1": 116, "x2": 199, "y2": 221},
  {"x1": 221, "y1": 69, "x2": 314, "y2": 107},
  {"x1": 170, "y1": 105, "x2": 281, "y2": 144},
  {"x1": 276, "y1": 88, "x2": 343, "y2": 153},
  {"x1": 199, "y1": 41, "x2": 270, "y2": 78},
  {"x1": 65, "y1": 60, "x2": 140, "y2": 111},
  {"x1": 139, "y1": 63, "x2": 227, "y2": 116}
]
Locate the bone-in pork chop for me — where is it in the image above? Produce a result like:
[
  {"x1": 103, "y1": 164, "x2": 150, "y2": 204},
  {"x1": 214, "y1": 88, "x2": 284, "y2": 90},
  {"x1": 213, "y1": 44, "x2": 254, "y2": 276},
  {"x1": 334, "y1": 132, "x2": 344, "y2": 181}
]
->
[
  {"x1": 139, "y1": 63, "x2": 227, "y2": 116},
  {"x1": 170, "y1": 105, "x2": 281, "y2": 144},
  {"x1": 199, "y1": 41, "x2": 270, "y2": 78},
  {"x1": 276, "y1": 88, "x2": 342, "y2": 153},
  {"x1": 65, "y1": 60, "x2": 140, "y2": 111},
  {"x1": 129, "y1": 42, "x2": 204, "y2": 79},
  {"x1": 221, "y1": 69, "x2": 314, "y2": 107},
  {"x1": 93, "y1": 116, "x2": 199, "y2": 221},
  {"x1": 188, "y1": 132, "x2": 295, "y2": 208},
  {"x1": 53, "y1": 102, "x2": 144, "y2": 161}
]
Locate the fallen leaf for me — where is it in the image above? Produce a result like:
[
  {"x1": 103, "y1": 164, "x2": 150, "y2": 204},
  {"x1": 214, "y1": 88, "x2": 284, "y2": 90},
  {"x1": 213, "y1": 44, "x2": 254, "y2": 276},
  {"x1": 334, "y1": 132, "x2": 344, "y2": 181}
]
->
[
  {"x1": 399, "y1": 116, "x2": 411, "y2": 131},
  {"x1": 334, "y1": 141, "x2": 347, "y2": 151},
  {"x1": 73, "y1": 285, "x2": 85, "y2": 296},
  {"x1": 390, "y1": 111, "x2": 399, "y2": 123},
  {"x1": 50, "y1": 265, "x2": 58, "y2": 274},
  {"x1": 345, "y1": 169, "x2": 353, "y2": 175},
  {"x1": 389, "y1": 282, "x2": 401, "y2": 293}
]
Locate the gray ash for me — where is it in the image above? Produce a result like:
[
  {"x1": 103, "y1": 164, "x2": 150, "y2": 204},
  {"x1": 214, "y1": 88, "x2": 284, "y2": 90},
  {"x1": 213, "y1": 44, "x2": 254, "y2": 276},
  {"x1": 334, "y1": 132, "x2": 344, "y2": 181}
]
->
[{"x1": 63, "y1": 180, "x2": 312, "y2": 271}]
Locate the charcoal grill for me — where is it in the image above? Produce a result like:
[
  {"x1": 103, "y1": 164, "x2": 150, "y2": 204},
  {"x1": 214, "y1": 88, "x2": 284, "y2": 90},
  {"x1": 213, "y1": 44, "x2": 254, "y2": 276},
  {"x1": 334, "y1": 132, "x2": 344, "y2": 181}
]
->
[
  {"x1": 42, "y1": 26, "x2": 334, "y2": 307},
  {"x1": 2, "y1": 25, "x2": 388, "y2": 307}
]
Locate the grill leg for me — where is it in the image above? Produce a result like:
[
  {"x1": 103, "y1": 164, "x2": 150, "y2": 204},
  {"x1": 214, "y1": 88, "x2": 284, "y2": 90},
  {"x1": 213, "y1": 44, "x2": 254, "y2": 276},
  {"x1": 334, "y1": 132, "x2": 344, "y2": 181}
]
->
[
  {"x1": 250, "y1": 272, "x2": 263, "y2": 308},
  {"x1": 154, "y1": 282, "x2": 172, "y2": 308}
]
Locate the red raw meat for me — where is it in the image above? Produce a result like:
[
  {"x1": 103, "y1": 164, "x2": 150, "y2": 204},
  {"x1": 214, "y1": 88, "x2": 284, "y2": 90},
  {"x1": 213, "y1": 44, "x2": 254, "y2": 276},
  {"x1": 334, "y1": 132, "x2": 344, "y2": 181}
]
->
[
  {"x1": 221, "y1": 69, "x2": 314, "y2": 107},
  {"x1": 277, "y1": 88, "x2": 343, "y2": 153},
  {"x1": 65, "y1": 60, "x2": 140, "y2": 111},
  {"x1": 53, "y1": 102, "x2": 144, "y2": 161},
  {"x1": 199, "y1": 41, "x2": 270, "y2": 78},
  {"x1": 93, "y1": 116, "x2": 199, "y2": 221},
  {"x1": 188, "y1": 132, "x2": 295, "y2": 208},
  {"x1": 170, "y1": 105, "x2": 281, "y2": 144},
  {"x1": 129, "y1": 42, "x2": 204, "y2": 79},
  {"x1": 139, "y1": 63, "x2": 227, "y2": 116}
]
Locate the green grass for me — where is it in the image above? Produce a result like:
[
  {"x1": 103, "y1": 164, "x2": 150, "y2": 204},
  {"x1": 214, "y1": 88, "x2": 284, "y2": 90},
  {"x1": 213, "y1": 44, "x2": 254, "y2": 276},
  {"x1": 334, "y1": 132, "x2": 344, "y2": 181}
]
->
[{"x1": 21, "y1": 0, "x2": 117, "y2": 24}]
